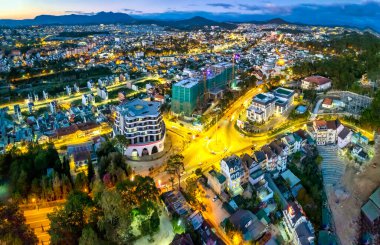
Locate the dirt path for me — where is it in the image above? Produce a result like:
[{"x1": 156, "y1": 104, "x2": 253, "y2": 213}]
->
[{"x1": 327, "y1": 137, "x2": 380, "y2": 244}]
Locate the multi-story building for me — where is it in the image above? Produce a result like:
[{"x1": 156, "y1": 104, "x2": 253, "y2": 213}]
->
[
  {"x1": 247, "y1": 93, "x2": 276, "y2": 122},
  {"x1": 272, "y1": 87, "x2": 295, "y2": 114},
  {"x1": 113, "y1": 99, "x2": 165, "y2": 157},
  {"x1": 301, "y1": 76, "x2": 332, "y2": 91},
  {"x1": 171, "y1": 78, "x2": 203, "y2": 117},
  {"x1": 97, "y1": 87, "x2": 108, "y2": 100},
  {"x1": 283, "y1": 202, "x2": 315, "y2": 245},
  {"x1": 313, "y1": 120, "x2": 342, "y2": 145},
  {"x1": 281, "y1": 133, "x2": 302, "y2": 154},
  {"x1": 82, "y1": 94, "x2": 95, "y2": 106},
  {"x1": 171, "y1": 62, "x2": 234, "y2": 117},
  {"x1": 269, "y1": 140, "x2": 289, "y2": 171},
  {"x1": 247, "y1": 87, "x2": 294, "y2": 123},
  {"x1": 206, "y1": 169, "x2": 227, "y2": 195},
  {"x1": 220, "y1": 155, "x2": 244, "y2": 196}
]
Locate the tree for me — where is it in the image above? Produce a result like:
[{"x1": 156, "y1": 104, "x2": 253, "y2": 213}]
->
[
  {"x1": 31, "y1": 178, "x2": 41, "y2": 198},
  {"x1": 0, "y1": 201, "x2": 38, "y2": 245},
  {"x1": 274, "y1": 193, "x2": 284, "y2": 211},
  {"x1": 79, "y1": 226, "x2": 100, "y2": 245},
  {"x1": 195, "y1": 168, "x2": 203, "y2": 176},
  {"x1": 52, "y1": 171, "x2": 62, "y2": 200},
  {"x1": 166, "y1": 154, "x2": 185, "y2": 189},
  {"x1": 87, "y1": 160, "x2": 95, "y2": 187},
  {"x1": 75, "y1": 173, "x2": 89, "y2": 192},
  {"x1": 113, "y1": 135, "x2": 129, "y2": 155},
  {"x1": 48, "y1": 191, "x2": 93, "y2": 245},
  {"x1": 169, "y1": 176, "x2": 175, "y2": 190},
  {"x1": 61, "y1": 175, "x2": 72, "y2": 199}
]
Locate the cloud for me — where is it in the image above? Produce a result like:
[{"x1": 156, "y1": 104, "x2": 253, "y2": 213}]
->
[
  {"x1": 207, "y1": 3, "x2": 234, "y2": 9},
  {"x1": 64, "y1": 11, "x2": 94, "y2": 15},
  {"x1": 239, "y1": 3, "x2": 292, "y2": 14},
  {"x1": 122, "y1": 8, "x2": 143, "y2": 14}
]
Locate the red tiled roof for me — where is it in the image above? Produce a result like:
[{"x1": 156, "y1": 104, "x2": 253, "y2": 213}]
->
[
  {"x1": 304, "y1": 76, "x2": 331, "y2": 85},
  {"x1": 56, "y1": 124, "x2": 79, "y2": 137},
  {"x1": 322, "y1": 98, "x2": 333, "y2": 105}
]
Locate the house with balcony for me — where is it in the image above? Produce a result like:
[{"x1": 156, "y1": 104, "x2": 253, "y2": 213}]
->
[
  {"x1": 312, "y1": 119, "x2": 341, "y2": 145},
  {"x1": 283, "y1": 202, "x2": 315, "y2": 245},
  {"x1": 220, "y1": 155, "x2": 244, "y2": 197}
]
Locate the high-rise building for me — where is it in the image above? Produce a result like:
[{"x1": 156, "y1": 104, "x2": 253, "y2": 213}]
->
[
  {"x1": 171, "y1": 62, "x2": 234, "y2": 116},
  {"x1": 114, "y1": 99, "x2": 165, "y2": 157},
  {"x1": 171, "y1": 78, "x2": 203, "y2": 117}
]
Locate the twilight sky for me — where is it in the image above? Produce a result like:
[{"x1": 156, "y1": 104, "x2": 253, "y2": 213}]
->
[{"x1": 0, "y1": 0, "x2": 378, "y2": 19}]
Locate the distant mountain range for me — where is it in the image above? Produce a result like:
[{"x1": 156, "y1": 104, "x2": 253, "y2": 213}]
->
[
  {"x1": 0, "y1": 12, "x2": 290, "y2": 30},
  {"x1": 0, "y1": 11, "x2": 378, "y2": 34}
]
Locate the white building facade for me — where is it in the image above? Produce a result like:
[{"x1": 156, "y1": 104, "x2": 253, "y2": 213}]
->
[{"x1": 114, "y1": 99, "x2": 166, "y2": 157}]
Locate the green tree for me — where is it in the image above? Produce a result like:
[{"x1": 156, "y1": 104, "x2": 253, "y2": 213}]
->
[
  {"x1": 169, "y1": 176, "x2": 175, "y2": 190},
  {"x1": 274, "y1": 193, "x2": 284, "y2": 211},
  {"x1": 113, "y1": 135, "x2": 129, "y2": 155},
  {"x1": 79, "y1": 226, "x2": 100, "y2": 245},
  {"x1": 165, "y1": 154, "x2": 185, "y2": 189},
  {"x1": 75, "y1": 172, "x2": 89, "y2": 192},
  {"x1": 87, "y1": 160, "x2": 95, "y2": 187},
  {"x1": 48, "y1": 191, "x2": 93, "y2": 245},
  {"x1": 0, "y1": 201, "x2": 38, "y2": 245},
  {"x1": 195, "y1": 168, "x2": 203, "y2": 176}
]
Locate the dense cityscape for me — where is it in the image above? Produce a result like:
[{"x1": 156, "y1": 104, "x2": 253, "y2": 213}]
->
[{"x1": 0, "y1": 2, "x2": 380, "y2": 245}]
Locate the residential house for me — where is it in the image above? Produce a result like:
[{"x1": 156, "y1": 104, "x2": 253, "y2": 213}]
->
[
  {"x1": 252, "y1": 151, "x2": 268, "y2": 171},
  {"x1": 351, "y1": 146, "x2": 368, "y2": 162},
  {"x1": 301, "y1": 76, "x2": 332, "y2": 91},
  {"x1": 337, "y1": 127, "x2": 353, "y2": 148},
  {"x1": 228, "y1": 209, "x2": 267, "y2": 241},
  {"x1": 261, "y1": 145, "x2": 278, "y2": 174},
  {"x1": 281, "y1": 133, "x2": 302, "y2": 154},
  {"x1": 220, "y1": 155, "x2": 244, "y2": 196},
  {"x1": 241, "y1": 153, "x2": 261, "y2": 182},
  {"x1": 269, "y1": 140, "x2": 289, "y2": 172},
  {"x1": 206, "y1": 169, "x2": 227, "y2": 195},
  {"x1": 283, "y1": 202, "x2": 315, "y2": 245},
  {"x1": 312, "y1": 120, "x2": 341, "y2": 145}
]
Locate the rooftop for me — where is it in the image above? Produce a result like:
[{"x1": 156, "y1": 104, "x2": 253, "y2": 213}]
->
[
  {"x1": 369, "y1": 187, "x2": 380, "y2": 210},
  {"x1": 281, "y1": 170, "x2": 301, "y2": 188},
  {"x1": 273, "y1": 87, "x2": 295, "y2": 98},
  {"x1": 253, "y1": 93, "x2": 276, "y2": 105},
  {"x1": 173, "y1": 78, "x2": 200, "y2": 89},
  {"x1": 304, "y1": 75, "x2": 331, "y2": 85},
  {"x1": 118, "y1": 99, "x2": 160, "y2": 118},
  {"x1": 361, "y1": 200, "x2": 380, "y2": 223},
  {"x1": 208, "y1": 169, "x2": 226, "y2": 184}
]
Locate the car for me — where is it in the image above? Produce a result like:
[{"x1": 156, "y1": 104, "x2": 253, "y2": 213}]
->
[{"x1": 212, "y1": 195, "x2": 218, "y2": 202}]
